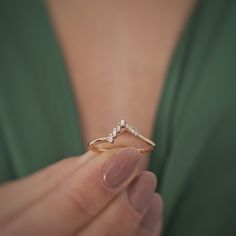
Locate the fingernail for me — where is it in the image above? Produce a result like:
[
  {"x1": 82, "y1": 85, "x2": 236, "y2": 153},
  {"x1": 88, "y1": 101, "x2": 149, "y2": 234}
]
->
[
  {"x1": 127, "y1": 172, "x2": 156, "y2": 213},
  {"x1": 141, "y1": 194, "x2": 163, "y2": 234},
  {"x1": 102, "y1": 148, "x2": 140, "y2": 189}
]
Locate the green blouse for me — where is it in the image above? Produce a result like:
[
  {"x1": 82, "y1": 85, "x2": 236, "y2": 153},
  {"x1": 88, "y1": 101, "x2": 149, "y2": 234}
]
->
[{"x1": 1, "y1": 1, "x2": 236, "y2": 235}]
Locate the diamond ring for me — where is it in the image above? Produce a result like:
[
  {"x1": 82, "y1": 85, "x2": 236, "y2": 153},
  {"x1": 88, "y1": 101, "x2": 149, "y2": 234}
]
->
[{"x1": 88, "y1": 119, "x2": 156, "y2": 153}]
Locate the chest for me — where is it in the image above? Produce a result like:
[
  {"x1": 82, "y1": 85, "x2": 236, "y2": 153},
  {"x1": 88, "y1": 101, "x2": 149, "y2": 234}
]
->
[{"x1": 47, "y1": 0, "x2": 195, "y2": 145}]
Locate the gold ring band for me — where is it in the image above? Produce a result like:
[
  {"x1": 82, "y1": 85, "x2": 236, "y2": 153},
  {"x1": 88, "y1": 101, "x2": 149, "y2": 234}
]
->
[{"x1": 88, "y1": 119, "x2": 156, "y2": 153}]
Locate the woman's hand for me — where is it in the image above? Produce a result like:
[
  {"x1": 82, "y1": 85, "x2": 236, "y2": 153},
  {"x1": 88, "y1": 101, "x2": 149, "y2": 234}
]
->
[{"x1": 0, "y1": 148, "x2": 163, "y2": 236}]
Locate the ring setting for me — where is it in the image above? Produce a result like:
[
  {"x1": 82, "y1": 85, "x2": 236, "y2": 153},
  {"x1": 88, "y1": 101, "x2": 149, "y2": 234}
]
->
[{"x1": 88, "y1": 119, "x2": 156, "y2": 153}]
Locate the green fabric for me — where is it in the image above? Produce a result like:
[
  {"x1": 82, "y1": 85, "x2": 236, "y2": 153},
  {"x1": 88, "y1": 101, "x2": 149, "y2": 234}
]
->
[
  {"x1": 1, "y1": 0, "x2": 236, "y2": 235},
  {"x1": 150, "y1": 1, "x2": 236, "y2": 235},
  {"x1": 0, "y1": 0, "x2": 85, "y2": 180}
]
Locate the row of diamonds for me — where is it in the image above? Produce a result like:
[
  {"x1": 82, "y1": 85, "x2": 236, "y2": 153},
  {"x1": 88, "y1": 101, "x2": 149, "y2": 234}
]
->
[
  {"x1": 107, "y1": 120, "x2": 123, "y2": 143},
  {"x1": 106, "y1": 119, "x2": 138, "y2": 143}
]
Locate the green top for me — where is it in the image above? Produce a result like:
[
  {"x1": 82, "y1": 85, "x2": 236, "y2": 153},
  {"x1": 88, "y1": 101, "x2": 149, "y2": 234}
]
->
[{"x1": 1, "y1": 0, "x2": 236, "y2": 235}]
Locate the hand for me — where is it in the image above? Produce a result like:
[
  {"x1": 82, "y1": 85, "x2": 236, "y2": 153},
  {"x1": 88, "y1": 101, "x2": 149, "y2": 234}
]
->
[{"x1": 0, "y1": 148, "x2": 163, "y2": 236}]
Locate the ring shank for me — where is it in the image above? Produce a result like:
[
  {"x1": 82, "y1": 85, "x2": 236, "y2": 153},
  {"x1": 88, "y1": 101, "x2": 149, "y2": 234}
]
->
[{"x1": 88, "y1": 136, "x2": 156, "y2": 153}]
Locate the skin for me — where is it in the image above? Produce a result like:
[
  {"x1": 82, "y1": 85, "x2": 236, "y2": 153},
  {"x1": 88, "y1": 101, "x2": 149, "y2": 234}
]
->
[
  {"x1": 0, "y1": 0, "x2": 196, "y2": 235},
  {"x1": 0, "y1": 148, "x2": 163, "y2": 236}
]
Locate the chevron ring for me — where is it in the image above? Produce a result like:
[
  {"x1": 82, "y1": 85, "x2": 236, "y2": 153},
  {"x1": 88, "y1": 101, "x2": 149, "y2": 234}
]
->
[{"x1": 88, "y1": 119, "x2": 156, "y2": 153}]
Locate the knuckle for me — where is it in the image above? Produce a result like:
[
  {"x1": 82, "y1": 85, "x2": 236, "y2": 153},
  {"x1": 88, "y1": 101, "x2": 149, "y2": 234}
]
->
[
  {"x1": 65, "y1": 185, "x2": 95, "y2": 220},
  {"x1": 102, "y1": 224, "x2": 125, "y2": 236},
  {"x1": 101, "y1": 211, "x2": 135, "y2": 236}
]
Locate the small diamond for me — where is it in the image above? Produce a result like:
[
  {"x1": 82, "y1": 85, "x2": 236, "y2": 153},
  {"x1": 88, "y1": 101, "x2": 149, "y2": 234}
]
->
[
  {"x1": 113, "y1": 128, "x2": 117, "y2": 136},
  {"x1": 120, "y1": 119, "x2": 126, "y2": 127},
  {"x1": 133, "y1": 128, "x2": 138, "y2": 135},
  {"x1": 116, "y1": 125, "x2": 121, "y2": 132},
  {"x1": 108, "y1": 134, "x2": 113, "y2": 143}
]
